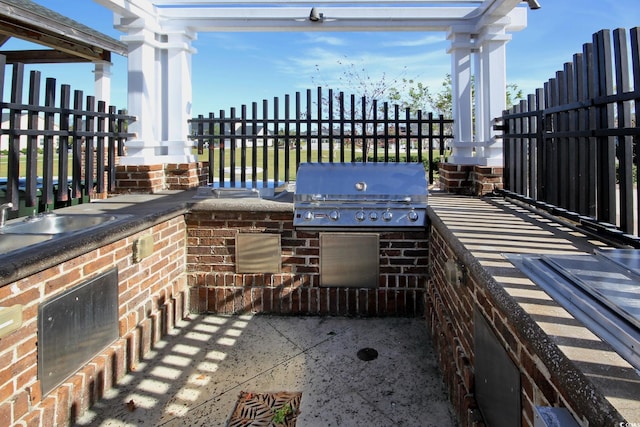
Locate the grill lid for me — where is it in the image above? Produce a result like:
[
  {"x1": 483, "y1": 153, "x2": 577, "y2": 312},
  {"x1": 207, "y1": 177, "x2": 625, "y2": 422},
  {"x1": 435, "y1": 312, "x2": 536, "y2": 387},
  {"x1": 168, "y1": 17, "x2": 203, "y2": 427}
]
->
[
  {"x1": 294, "y1": 162, "x2": 428, "y2": 204},
  {"x1": 293, "y1": 162, "x2": 428, "y2": 230}
]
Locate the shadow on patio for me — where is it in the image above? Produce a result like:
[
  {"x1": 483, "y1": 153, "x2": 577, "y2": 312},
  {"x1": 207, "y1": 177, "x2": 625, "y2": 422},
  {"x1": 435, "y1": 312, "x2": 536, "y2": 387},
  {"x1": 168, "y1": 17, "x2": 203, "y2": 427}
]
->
[{"x1": 75, "y1": 315, "x2": 455, "y2": 427}]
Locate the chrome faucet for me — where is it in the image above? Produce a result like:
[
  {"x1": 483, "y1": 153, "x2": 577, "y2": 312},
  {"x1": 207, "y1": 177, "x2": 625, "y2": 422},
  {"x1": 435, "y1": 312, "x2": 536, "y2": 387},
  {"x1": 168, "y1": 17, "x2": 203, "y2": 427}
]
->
[{"x1": 0, "y1": 202, "x2": 13, "y2": 228}]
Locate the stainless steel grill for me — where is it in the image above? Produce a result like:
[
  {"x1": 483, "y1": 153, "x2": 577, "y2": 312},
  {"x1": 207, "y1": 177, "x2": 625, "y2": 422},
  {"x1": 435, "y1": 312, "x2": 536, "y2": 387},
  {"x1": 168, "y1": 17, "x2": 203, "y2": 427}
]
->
[{"x1": 293, "y1": 162, "x2": 428, "y2": 231}]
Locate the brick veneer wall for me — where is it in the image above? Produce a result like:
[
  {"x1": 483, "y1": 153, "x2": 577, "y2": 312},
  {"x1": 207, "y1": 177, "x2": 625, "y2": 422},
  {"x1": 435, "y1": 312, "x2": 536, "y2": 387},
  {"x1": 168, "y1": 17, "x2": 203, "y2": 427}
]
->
[
  {"x1": 470, "y1": 166, "x2": 503, "y2": 195},
  {"x1": 0, "y1": 216, "x2": 188, "y2": 426},
  {"x1": 186, "y1": 209, "x2": 429, "y2": 316},
  {"x1": 427, "y1": 219, "x2": 622, "y2": 427}
]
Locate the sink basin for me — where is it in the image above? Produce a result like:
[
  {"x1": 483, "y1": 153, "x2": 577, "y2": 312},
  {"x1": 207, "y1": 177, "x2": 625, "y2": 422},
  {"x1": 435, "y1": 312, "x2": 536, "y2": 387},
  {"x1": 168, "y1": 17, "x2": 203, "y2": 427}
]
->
[
  {"x1": 0, "y1": 213, "x2": 130, "y2": 254},
  {"x1": 3, "y1": 214, "x2": 123, "y2": 235},
  {"x1": 0, "y1": 234, "x2": 54, "y2": 253}
]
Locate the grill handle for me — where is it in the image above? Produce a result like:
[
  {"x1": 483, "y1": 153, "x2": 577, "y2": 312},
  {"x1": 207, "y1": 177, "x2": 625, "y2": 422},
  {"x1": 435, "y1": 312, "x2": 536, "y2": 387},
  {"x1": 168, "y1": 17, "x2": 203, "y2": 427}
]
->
[{"x1": 302, "y1": 196, "x2": 416, "y2": 203}]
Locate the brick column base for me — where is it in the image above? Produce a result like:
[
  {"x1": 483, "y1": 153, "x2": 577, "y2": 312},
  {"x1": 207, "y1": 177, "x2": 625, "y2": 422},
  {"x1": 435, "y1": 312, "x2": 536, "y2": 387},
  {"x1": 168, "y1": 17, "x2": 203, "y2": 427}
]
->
[
  {"x1": 114, "y1": 162, "x2": 209, "y2": 194},
  {"x1": 439, "y1": 163, "x2": 474, "y2": 194},
  {"x1": 439, "y1": 163, "x2": 503, "y2": 196},
  {"x1": 114, "y1": 164, "x2": 165, "y2": 194},
  {"x1": 165, "y1": 162, "x2": 209, "y2": 190},
  {"x1": 471, "y1": 166, "x2": 503, "y2": 196}
]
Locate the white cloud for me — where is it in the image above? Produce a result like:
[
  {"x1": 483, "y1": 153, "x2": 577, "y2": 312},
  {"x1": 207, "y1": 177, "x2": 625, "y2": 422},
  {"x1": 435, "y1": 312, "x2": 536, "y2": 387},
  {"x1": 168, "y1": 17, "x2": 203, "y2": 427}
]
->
[
  {"x1": 270, "y1": 45, "x2": 450, "y2": 100},
  {"x1": 194, "y1": 33, "x2": 259, "y2": 52},
  {"x1": 302, "y1": 34, "x2": 346, "y2": 46},
  {"x1": 382, "y1": 35, "x2": 446, "y2": 48}
]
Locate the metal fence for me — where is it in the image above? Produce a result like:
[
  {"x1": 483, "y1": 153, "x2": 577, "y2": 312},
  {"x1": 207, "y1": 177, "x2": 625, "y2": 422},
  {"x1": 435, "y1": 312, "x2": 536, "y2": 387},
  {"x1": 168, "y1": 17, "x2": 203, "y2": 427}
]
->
[
  {"x1": 0, "y1": 56, "x2": 135, "y2": 218},
  {"x1": 189, "y1": 87, "x2": 453, "y2": 187},
  {"x1": 498, "y1": 28, "x2": 640, "y2": 246}
]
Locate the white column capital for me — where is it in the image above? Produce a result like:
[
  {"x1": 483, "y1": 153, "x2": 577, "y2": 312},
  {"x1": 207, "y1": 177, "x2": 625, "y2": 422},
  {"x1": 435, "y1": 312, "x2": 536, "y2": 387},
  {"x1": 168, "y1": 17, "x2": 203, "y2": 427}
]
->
[
  {"x1": 446, "y1": 31, "x2": 474, "y2": 53},
  {"x1": 476, "y1": 28, "x2": 512, "y2": 45}
]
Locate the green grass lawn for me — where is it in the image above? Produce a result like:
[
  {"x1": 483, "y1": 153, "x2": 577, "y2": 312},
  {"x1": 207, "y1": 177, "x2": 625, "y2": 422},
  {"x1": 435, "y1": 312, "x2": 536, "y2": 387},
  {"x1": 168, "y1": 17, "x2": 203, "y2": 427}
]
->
[
  {"x1": 195, "y1": 146, "x2": 438, "y2": 183},
  {"x1": 0, "y1": 152, "x2": 72, "y2": 179},
  {"x1": 0, "y1": 146, "x2": 438, "y2": 183}
]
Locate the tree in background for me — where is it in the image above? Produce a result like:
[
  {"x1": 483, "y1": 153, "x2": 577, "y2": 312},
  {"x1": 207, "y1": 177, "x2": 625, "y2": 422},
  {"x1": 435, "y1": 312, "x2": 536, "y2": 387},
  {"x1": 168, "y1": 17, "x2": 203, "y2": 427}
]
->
[
  {"x1": 389, "y1": 74, "x2": 523, "y2": 118},
  {"x1": 313, "y1": 58, "x2": 408, "y2": 118},
  {"x1": 312, "y1": 58, "x2": 410, "y2": 157},
  {"x1": 313, "y1": 62, "x2": 523, "y2": 158}
]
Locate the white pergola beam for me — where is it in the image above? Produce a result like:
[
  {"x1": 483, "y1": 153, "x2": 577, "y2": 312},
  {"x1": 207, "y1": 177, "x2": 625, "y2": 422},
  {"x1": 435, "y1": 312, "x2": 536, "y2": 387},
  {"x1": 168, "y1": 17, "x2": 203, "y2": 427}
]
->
[
  {"x1": 157, "y1": 6, "x2": 484, "y2": 32},
  {"x1": 94, "y1": 0, "x2": 157, "y2": 20},
  {"x1": 158, "y1": 6, "x2": 479, "y2": 18},
  {"x1": 151, "y1": 0, "x2": 483, "y2": 4}
]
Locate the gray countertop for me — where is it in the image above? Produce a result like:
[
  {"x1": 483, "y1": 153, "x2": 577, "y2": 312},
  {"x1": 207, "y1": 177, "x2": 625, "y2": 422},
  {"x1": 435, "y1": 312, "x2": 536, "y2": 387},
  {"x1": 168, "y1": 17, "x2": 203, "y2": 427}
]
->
[{"x1": 0, "y1": 189, "x2": 294, "y2": 286}]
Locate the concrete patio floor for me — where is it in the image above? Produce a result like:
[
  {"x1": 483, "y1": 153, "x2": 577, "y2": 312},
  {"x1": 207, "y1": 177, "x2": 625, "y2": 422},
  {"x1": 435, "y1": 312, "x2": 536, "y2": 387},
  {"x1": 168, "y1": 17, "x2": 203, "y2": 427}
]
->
[{"x1": 75, "y1": 315, "x2": 456, "y2": 427}]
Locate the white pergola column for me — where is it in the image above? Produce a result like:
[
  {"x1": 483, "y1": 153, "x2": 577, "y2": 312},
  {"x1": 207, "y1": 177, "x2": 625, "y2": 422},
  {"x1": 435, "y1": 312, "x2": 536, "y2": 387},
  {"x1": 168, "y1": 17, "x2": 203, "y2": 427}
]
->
[
  {"x1": 473, "y1": 47, "x2": 485, "y2": 159},
  {"x1": 447, "y1": 31, "x2": 476, "y2": 165},
  {"x1": 119, "y1": 25, "x2": 164, "y2": 165},
  {"x1": 118, "y1": 23, "x2": 196, "y2": 165},
  {"x1": 476, "y1": 26, "x2": 511, "y2": 167},
  {"x1": 164, "y1": 30, "x2": 197, "y2": 160},
  {"x1": 93, "y1": 62, "x2": 111, "y2": 107}
]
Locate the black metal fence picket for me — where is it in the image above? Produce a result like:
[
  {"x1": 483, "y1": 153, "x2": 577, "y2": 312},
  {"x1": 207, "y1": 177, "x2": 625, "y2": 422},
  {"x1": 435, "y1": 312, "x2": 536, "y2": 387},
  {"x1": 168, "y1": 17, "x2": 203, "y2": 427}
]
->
[
  {"x1": 0, "y1": 56, "x2": 135, "y2": 218},
  {"x1": 498, "y1": 28, "x2": 640, "y2": 246},
  {"x1": 189, "y1": 87, "x2": 453, "y2": 187}
]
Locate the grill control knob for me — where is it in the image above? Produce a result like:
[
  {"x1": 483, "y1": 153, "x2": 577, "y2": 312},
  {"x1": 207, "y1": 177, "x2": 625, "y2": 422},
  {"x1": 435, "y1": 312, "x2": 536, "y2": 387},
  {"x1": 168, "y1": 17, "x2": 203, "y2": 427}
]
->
[
  {"x1": 303, "y1": 211, "x2": 313, "y2": 221},
  {"x1": 369, "y1": 212, "x2": 378, "y2": 221},
  {"x1": 382, "y1": 210, "x2": 393, "y2": 222},
  {"x1": 329, "y1": 210, "x2": 340, "y2": 221},
  {"x1": 355, "y1": 211, "x2": 366, "y2": 222},
  {"x1": 407, "y1": 209, "x2": 419, "y2": 222}
]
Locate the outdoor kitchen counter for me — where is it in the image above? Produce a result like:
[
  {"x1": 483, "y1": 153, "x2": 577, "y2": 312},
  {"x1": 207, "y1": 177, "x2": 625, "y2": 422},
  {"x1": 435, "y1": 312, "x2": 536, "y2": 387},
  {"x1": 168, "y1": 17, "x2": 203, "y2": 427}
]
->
[
  {"x1": 188, "y1": 195, "x2": 294, "y2": 213},
  {"x1": 0, "y1": 190, "x2": 197, "y2": 286},
  {"x1": 0, "y1": 190, "x2": 295, "y2": 287},
  {"x1": 427, "y1": 191, "x2": 640, "y2": 425}
]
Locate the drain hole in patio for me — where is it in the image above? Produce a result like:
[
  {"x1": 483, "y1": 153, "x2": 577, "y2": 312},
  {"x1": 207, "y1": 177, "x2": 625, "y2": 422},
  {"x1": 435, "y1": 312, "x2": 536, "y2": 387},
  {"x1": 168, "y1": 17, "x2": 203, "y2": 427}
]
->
[
  {"x1": 357, "y1": 347, "x2": 379, "y2": 361},
  {"x1": 227, "y1": 391, "x2": 302, "y2": 427}
]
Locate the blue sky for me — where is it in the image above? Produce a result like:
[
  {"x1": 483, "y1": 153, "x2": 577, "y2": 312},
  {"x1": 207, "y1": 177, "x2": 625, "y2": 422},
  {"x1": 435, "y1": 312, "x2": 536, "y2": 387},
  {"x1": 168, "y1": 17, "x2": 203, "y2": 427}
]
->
[{"x1": 9, "y1": 0, "x2": 640, "y2": 116}]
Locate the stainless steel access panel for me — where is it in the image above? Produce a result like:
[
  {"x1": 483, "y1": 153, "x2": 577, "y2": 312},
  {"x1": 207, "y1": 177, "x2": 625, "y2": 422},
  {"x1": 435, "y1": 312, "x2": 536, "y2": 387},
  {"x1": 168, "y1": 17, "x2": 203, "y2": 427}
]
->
[
  {"x1": 320, "y1": 233, "x2": 379, "y2": 288},
  {"x1": 38, "y1": 268, "x2": 119, "y2": 395}
]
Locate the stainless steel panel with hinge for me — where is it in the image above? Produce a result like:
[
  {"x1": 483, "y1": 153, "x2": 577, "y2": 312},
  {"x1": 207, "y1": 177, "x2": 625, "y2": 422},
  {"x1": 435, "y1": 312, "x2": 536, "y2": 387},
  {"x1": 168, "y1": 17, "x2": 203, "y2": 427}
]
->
[
  {"x1": 38, "y1": 268, "x2": 119, "y2": 396},
  {"x1": 236, "y1": 232, "x2": 282, "y2": 273},
  {"x1": 475, "y1": 308, "x2": 522, "y2": 427}
]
